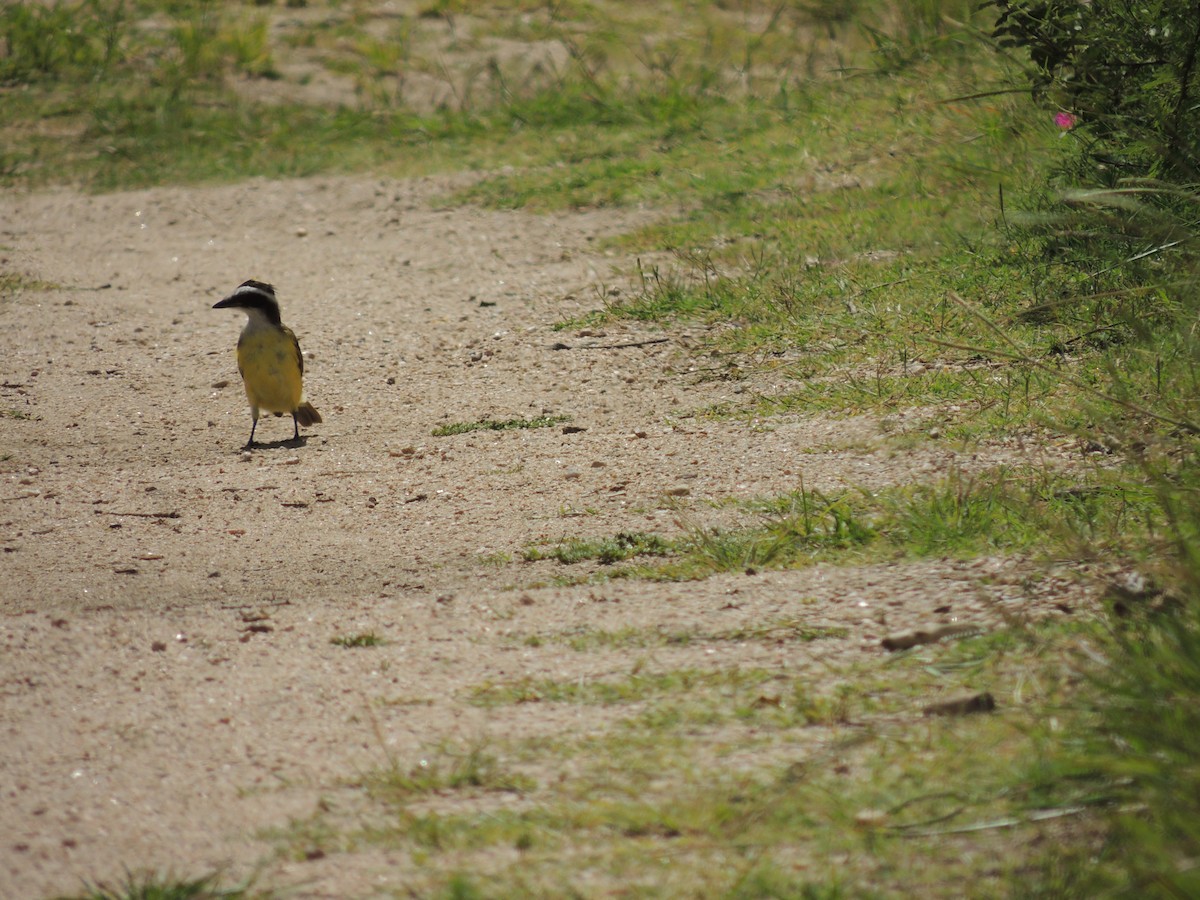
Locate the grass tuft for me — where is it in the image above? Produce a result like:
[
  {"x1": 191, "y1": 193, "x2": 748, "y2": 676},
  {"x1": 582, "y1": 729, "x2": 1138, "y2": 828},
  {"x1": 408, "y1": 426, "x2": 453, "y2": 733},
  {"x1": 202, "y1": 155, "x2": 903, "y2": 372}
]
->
[
  {"x1": 432, "y1": 415, "x2": 568, "y2": 437},
  {"x1": 330, "y1": 632, "x2": 385, "y2": 649},
  {"x1": 55, "y1": 870, "x2": 253, "y2": 900},
  {"x1": 365, "y1": 741, "x2": 536, "y2": 800},
  {"x1": 523, "y1": 530, "x2": 673, "y2": 565}
]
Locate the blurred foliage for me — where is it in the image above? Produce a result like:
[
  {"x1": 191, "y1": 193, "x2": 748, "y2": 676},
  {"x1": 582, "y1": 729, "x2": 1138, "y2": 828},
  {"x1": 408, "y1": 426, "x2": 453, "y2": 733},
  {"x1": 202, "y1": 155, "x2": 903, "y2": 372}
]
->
[{"x1": 985, "y1": 0, "x2": 1200, "y2": 181}]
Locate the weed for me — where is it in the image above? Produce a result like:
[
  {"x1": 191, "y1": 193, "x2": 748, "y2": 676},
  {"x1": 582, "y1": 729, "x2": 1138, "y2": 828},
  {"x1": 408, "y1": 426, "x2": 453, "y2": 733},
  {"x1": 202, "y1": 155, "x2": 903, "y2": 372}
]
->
[
  {"x1": 330, "y1": 632, "x2": 385, "y2": 648},
  {"x1": 655, "y1": 483, "x2": 876, "y2": 579},
  {"x1": 522, "y1": 530, "x2": 673, "y2": 565},
  {"x1": 222, "y1": 15, "x2": 276, "y2": 80},
  {"x1": 718, "y1": 619, "x2": 850, "y2": 644},
  {"x1": 56, "y1": 869, "x2": 253, "y2": 900},
  {"x1": 432, "y1": 415, "x2": 568, "y2": 437},
  {"x1": 528, "y1": 619, "x2": 848, "y2": 652},
  {"x1": 0, "y1": 271, "x2": 57, "y2": 294},
  {"x1": 365, "y1": 741, "x2": 535, "y2": 800},
  {"x1": 467, "y1": 667, "x2": 776, "y2": 708},
  {"x1": 0, "y1": 0, "x2": 123, "y2": 84}
]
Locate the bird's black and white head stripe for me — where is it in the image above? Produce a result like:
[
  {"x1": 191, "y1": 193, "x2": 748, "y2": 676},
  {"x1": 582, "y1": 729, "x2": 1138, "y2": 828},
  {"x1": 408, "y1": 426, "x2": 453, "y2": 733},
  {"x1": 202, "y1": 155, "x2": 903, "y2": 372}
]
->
[{"x1": 213, "y1": 279, "x2": 282, "y2": 324}]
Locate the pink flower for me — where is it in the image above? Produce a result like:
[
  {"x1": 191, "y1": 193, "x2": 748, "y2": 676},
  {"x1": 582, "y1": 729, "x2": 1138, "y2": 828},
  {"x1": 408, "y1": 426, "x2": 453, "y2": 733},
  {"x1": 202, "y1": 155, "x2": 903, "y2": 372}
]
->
[{"x1": 1055, "y1": 112, "x2": 1077, "y2": 130}]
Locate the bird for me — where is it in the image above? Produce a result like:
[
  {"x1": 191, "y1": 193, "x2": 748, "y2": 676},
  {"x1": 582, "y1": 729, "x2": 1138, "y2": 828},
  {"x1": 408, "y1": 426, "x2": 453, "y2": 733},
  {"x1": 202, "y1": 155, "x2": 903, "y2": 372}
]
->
[{"x1": 212, "y1": 279, "x2": 322, "y2": 449}]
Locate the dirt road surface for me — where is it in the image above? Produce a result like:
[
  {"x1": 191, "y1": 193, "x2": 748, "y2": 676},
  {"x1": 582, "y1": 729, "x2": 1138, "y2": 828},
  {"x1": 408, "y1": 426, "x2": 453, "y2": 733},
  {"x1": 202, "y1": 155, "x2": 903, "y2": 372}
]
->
[{"x1": 0, "y1": 176, "x2": 1088, "y2": 897}]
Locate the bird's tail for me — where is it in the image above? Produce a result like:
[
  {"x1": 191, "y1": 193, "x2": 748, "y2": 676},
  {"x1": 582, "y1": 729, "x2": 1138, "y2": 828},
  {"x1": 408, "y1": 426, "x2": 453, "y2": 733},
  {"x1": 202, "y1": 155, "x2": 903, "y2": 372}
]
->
[{"x1": 295, "y1": 402, "x2": 322, "y2": 427}]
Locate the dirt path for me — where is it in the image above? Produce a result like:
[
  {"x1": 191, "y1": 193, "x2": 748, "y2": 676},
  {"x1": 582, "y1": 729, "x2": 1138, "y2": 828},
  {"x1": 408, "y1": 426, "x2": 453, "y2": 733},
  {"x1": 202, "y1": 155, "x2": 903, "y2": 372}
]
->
[{"x1": 0, "y1": 176, "x2": 1087, "y2": 897}]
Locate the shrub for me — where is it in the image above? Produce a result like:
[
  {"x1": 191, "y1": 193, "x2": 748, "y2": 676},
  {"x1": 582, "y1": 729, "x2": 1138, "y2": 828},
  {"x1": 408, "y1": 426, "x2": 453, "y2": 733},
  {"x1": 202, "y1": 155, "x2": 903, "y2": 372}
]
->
[{"x1": 985, "y1": 0, "x2": 1200, "y2": 182}]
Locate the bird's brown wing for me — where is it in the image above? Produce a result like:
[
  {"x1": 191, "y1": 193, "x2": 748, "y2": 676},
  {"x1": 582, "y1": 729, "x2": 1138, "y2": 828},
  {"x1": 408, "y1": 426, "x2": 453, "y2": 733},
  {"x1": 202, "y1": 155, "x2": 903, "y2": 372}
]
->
[{"x1": 283, "y1": 325, "x2": 304, "y2": 377}]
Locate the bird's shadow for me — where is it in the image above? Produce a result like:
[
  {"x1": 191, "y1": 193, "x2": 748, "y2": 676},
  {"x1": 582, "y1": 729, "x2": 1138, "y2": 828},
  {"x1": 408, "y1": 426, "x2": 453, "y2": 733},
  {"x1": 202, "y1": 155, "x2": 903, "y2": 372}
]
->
[{"x1": 243, "y1": 436, "x2": 309, "y2": 452}]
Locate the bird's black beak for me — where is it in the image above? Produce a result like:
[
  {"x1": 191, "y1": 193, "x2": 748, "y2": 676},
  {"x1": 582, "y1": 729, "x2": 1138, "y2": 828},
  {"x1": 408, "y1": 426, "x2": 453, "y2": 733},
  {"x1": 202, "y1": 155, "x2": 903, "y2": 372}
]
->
[{"x1": 212, "y1": 296, "x2": 236, "y2": 310}]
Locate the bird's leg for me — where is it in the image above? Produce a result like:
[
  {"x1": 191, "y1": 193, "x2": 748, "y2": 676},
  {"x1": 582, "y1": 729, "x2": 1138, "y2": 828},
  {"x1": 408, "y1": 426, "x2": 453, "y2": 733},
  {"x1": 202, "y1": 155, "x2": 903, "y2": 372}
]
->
[
  {"x1": 244, "y1": 417, "x2": 259, "y2": 450},
  {"x1": 292, "y1": 414, "x2": 300, "y2": 441}
]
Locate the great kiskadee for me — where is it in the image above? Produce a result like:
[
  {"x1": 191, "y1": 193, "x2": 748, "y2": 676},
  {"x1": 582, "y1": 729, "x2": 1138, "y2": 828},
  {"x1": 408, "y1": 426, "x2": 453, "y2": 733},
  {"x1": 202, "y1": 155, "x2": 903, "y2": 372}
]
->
[{"x1": 213, "y1": 279, "x2": 322, "y2": 449}]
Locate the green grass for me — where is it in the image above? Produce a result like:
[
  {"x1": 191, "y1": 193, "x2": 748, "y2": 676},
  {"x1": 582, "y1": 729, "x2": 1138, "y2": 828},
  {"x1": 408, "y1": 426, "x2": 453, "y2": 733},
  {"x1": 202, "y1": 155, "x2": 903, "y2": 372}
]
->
[
  {"x1": 586, "y1": 240, "x2": 1153, "y2": 450},
  {"x1": 267, "y1": 620, "x2": 1121, "y2": 896},
  {"x1": 0, "y1": 0, "x2": 921, "y2": 191},
  {"x1": 363, "y1": 740, "x2": 537, "y2": 801},
  {"x1": 330, "y1": 631, "x2": 385, "y2": 648},
  {"x1": 522, "y1": 618, "x2": 849, "y2": 652},
  {"x1": 468, "y1": 666, "x2": 779, "y2": 708},
  {"x1": 522, "y1": 530, "x2": 673, "y2": 564},
  {"x1": 54, "y1": 870, "x2": 255, "y2": 900},
  {"x1": 516, "y1": 467, "x2": 1156, "y2": 586},
  {"x1": 0, "y1": 271, "x2": 58, "y2": 295},
  {"x1": 718, "y1": 618, "x2": 851, "y2": 643},
  {"x1": 431, "y1": 415, "x2": 568, "y2": 437}
]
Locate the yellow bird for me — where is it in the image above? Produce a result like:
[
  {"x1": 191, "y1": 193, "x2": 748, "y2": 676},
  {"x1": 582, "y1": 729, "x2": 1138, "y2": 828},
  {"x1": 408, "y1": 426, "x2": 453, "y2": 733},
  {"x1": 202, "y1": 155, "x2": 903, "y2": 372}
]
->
[{"x1": 213, "y1": 279, "x2": 322, "y2": 449}]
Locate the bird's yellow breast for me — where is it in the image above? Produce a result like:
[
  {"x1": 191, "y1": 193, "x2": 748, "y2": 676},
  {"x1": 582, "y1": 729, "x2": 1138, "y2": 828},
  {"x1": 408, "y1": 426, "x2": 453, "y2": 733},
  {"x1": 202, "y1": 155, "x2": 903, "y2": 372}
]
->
[{"x1": 237, "y1": 324, "x2": 303, "y2": 415}]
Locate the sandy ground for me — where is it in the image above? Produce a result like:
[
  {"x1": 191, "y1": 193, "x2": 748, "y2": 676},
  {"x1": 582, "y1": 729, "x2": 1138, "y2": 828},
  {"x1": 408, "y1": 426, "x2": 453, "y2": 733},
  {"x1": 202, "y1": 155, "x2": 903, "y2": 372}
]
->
[{"x1": 0, "y1": 175, "x2": 1093, "y2": 897}]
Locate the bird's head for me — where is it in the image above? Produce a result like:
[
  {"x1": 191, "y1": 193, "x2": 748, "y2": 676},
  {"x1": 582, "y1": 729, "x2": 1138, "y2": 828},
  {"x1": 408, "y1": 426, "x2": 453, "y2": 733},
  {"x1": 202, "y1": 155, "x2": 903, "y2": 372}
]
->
[{"x1": 213, "y1": 280, "x2": 282, "y2": 325}]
